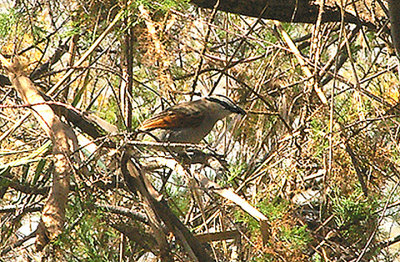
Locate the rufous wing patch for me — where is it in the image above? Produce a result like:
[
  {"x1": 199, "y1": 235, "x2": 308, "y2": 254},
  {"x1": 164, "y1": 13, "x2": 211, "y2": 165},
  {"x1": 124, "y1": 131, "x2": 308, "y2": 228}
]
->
[
  {"x1": 141, "y1": 113, "x2": 179, "y2": 130},
  {"x1": 140, "y1": 106, "x2": 204, "y2": 130}
]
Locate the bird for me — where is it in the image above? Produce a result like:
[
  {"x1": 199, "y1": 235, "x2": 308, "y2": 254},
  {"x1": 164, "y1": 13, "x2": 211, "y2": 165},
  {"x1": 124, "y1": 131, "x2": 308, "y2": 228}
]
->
[{"x1": 140, "y1": 94, "x2": 246, "y2": 144}]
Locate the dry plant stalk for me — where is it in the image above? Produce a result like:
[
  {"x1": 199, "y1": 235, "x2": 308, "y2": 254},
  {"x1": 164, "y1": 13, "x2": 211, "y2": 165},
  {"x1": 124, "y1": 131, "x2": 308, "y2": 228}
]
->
[
  {"x1": 1, "y1": 56, "x2": 80, "y2": 250},
  {"x1": 138, "y1": 5, "x2": 174, "y2": 92},
  {"x1": 274, "y1": 21, "x2": 328, "y2": 105},
  {"x1": 149, "y1": 156, "x2": 270, "y2": 244},
  {"x1": 121, "y1": 152, "x2": 215, "y2": 262}
]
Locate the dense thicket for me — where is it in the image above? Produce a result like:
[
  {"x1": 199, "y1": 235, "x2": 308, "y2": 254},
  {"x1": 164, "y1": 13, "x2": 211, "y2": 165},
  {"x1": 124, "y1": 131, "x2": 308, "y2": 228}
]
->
[{"x1": 1, "y1": 0, "x2": 400, "y2": 261}]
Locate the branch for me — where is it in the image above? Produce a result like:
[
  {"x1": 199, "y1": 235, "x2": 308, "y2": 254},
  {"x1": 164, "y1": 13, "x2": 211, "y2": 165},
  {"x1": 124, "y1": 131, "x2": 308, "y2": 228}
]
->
[
  {"x1": 389, "y1": 0, "x2": 400, "y2": 56},
  {"x1": 344, "y1": 142, "x2": 368, "y2": 197},
  {"x1": 110, "y1": 222, "x2": 158, "y2": 253},
  {"x1": 93, "y1": 204, "x2": 148, "y2": 224},
  {"x1": 0, "y1": 173, "x2": 49, "y2": 196},
  {"x1": 121, "y1": 151, "x2": 215, "y2": 262},
  {"x1": 0, "y1": 56, "x2": 80, "y2": 251},
  {"x1": 151, "y1": 157, "x2": 270, "y2": 245},
  {"x1": 190, "y1": 0, "x2": 377, "y2": 28},
  {"x1": 46, "y1": 8, "x2": 124, "y2": 96}
]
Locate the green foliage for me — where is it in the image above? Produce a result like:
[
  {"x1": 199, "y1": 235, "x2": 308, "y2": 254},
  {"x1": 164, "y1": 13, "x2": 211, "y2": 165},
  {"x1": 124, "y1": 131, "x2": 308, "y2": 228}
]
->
[
  {"x1": 56, "y1": 195, "x2": 120, "y2": 261},
  {"x1": 310, "y1": 117, "x2": 330, "y2": 158},
  {"x1": 236, "y1": 197, "x2": 312, "y2": 253},
  {"x1": 1, "y1": 0, "x2": 399, "y2": 260},
  {"x1": 311, "y1": 253, "x2": 324, "y2": 262},
  {"x1": 259, "y1": 197, "x2": 290, "y2": 221},
  {"x1": 170, "y1": 191, "x2": 191, "y2": 216},
  {"x1": 262, "y1": 198, "x2": 312, "y2": 250},
  {"x1": 0, "y1": 9, "x2": 16, "y2": 38},
  {"x1": 234, "y1": 207, "x2": 259, "y2": 234},
  {"x1": 158, "y1": 0, "x2": 190, "y2": 10},
  {"x1": 0, "y1": 167, "x2": 11, "y2": 188},
  {"x1": 132, "y1": 0, "x2": 190, "y2": 11},
  {"x1": 31, "y1": 23, "x2": 47, "y2": 41},
  {"x1": 165, "y1": 173, "x2": 191, "y2": 214},
  {"x1": 0, "y1": 6, "x2": 47, "y2": 41},
  {"x1": 280, "y1": 224, "x2": 312, "y2": 250},
  {"x1": 331, "y1": 187, "x2": 378, "y2": 243},
  {"x1": 96, "y1": 97, "x2": 120, "y2": 127},
  {"x1": 227, "y1": 161, "x2": 247, "y2": 183}
]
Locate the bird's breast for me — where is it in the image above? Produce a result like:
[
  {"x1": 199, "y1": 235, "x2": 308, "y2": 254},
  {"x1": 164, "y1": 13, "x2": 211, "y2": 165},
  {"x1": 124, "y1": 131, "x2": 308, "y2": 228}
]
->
[{"x1": 160, "y1": 120, "x2": 216, "y2": 143}]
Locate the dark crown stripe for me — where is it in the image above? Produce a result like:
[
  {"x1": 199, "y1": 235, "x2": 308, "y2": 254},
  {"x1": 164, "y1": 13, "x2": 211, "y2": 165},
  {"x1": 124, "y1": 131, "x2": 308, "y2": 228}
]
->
[{"x1": 206, "y1": 96, "x2": 235, "y2": 110}]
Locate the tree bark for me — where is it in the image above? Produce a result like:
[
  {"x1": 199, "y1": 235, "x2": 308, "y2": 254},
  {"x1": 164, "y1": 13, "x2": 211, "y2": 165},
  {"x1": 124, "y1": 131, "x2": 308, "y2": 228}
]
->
[
  {"x1": 3, "y1": 57, "x2": 80, "y2": 251},
  {"x1": 389, "y1": 0, "x2": 400, "y2": 57},
  {"x1": 191, "y1": 0, "x2": 372, "y2": 25}
]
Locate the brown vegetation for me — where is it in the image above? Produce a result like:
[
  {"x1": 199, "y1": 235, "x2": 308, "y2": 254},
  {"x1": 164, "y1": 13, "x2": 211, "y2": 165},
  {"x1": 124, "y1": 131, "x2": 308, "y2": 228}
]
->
[{"x1": 1, "y1": 0, "x2": 400, "y2": 261}]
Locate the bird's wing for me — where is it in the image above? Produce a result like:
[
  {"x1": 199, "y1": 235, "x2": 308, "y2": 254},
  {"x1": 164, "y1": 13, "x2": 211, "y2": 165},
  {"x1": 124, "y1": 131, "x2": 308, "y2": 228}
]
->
[{"x1": 140, "y1": 101, "x2": 205, "y2": 130}]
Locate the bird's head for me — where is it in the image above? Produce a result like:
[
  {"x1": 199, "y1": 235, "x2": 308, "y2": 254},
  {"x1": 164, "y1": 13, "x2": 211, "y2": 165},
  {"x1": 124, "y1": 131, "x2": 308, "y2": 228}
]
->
[{"x1": 205, "y1": 94, "x2": 246, "y2": 117}]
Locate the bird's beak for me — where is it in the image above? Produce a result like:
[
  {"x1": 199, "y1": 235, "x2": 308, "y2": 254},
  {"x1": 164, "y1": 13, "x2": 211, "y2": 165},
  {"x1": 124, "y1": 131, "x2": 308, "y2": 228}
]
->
[{"x1": 235, "y1": 106, "x2": 246, "y2": 115}]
